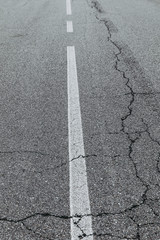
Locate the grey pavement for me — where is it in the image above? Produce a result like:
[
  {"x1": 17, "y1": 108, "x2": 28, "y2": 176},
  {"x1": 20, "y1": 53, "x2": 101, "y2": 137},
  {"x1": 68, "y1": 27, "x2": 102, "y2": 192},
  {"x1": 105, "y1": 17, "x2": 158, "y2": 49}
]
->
[{"x1": 1, "y1": 0, "x2": 160, "y2": 239}]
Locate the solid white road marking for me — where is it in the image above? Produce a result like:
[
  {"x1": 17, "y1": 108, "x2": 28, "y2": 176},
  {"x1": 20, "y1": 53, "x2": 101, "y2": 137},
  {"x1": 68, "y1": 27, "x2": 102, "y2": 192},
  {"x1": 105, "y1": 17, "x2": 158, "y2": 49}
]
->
[
  {"x1": 67, "y1": 21, "x2": 73, "y2": 33},
  {"x1": 66, "y1": 0, "x2": 72, "y2": 15},
  {"x1": 67, "y1": 46, "x2": 93, "y2": 240}
]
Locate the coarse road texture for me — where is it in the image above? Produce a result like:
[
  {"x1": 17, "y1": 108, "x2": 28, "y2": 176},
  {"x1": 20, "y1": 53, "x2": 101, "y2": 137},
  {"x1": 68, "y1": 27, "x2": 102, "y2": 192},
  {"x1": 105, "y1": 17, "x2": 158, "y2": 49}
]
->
[{"x1": 0, "y1": 0, "x2": 160, "y2": 239}]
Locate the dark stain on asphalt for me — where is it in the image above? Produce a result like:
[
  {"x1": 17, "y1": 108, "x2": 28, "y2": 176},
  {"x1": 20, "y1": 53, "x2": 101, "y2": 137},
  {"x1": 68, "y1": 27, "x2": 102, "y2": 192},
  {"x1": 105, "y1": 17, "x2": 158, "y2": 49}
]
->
[{"x1": 91, "y1": 0, "x2": 105, "y2": 13}]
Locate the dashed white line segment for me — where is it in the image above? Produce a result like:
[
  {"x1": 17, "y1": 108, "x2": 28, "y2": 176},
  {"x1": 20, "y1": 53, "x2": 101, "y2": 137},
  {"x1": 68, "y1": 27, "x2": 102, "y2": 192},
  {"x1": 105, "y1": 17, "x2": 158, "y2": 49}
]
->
[
  {"x1": 67, "y1": 21, "x2": 73, "y2": 33},
  {"x1": 67, "y1": 46, "x2": 93, "y2": 240},
  {"x1": 66, "y1": 0, "x2": 72, "y2": 15}
]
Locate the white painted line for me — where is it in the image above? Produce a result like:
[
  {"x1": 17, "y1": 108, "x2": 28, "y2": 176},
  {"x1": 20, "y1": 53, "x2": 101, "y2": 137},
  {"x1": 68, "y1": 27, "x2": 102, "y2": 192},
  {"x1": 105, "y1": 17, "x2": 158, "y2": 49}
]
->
[
  {"x1": 66, "y1": 0, "x2": 72, "y2": 15},
  {"x1": 67, "y1": 46, "x2": 93, "y2": 240},
  {"x1": 67, "y1": 21, "x2": 73, "y2": 33}
]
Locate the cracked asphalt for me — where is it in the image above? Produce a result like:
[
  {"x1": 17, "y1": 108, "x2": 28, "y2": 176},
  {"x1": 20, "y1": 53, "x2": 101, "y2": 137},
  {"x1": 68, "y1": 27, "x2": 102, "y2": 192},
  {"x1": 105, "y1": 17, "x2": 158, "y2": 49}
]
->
[{"x1": 1, "y1": 0, "x2": 160, "y2": 239}]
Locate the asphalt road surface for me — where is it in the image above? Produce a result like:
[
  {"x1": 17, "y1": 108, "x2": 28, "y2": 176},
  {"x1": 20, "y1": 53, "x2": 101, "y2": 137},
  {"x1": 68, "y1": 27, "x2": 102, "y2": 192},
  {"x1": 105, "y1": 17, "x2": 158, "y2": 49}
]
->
[{"x1": 1, "y1": 0, "x2": 160, "y2": 239}]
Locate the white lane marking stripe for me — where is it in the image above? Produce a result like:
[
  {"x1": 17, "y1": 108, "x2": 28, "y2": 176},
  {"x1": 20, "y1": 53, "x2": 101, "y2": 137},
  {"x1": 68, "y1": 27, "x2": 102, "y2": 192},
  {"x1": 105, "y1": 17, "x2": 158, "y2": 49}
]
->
[
  {"x1": 67, "y1": 21, "x2": 73, "y2": 33},
  {"x1": 67, "y1": 46, "x2": 93, "y2": 240},
  {"x1": 66, "y1": 0, "x2": 72, "y2": 15}
]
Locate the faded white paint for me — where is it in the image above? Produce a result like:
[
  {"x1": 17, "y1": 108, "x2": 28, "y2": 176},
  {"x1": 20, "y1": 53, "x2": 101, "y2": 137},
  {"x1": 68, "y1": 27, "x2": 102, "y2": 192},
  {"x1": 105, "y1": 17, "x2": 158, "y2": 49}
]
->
[{"x1": 67, "y1": 46, "x2": 93, "y2": 240}]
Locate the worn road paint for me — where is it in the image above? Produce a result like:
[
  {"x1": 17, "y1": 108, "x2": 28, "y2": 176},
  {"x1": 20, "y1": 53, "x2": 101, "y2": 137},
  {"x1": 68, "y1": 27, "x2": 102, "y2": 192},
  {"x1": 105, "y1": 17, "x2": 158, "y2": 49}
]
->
[
  {"x1": 67, "y1": 46, "x2": 93, "y2": 240},
  {"x1": 66, "y1": 0, "x2": 72, "y2": 15},
  {"x1": 67, "y1": 21, "x2": 73, "y2": 32}
]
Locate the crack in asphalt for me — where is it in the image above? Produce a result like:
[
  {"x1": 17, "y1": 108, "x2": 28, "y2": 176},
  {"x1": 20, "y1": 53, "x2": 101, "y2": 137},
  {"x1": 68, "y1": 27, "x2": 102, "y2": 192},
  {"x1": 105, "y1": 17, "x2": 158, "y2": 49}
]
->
[
  {"x1": 70, "y1": 154, "x2": 97, "y2": 162},
  {"x1": 0, "y1": 212, "x2": 71, "y2": 223},
  {"x1": 78, "y1": 231, "x2": 136, "y2": 240},
  {"x1": 34, "y1": 154, "x2": 97, "y2": 175},
  {"x1": 90, "y1": 0, "x2": 105, "y2": 13},
  {"x1": 1, "y1": 209, "x2": 160, "y2": 239},
  {"x1": 0, "y1": 152, "x2": 97, "y2": 176},
  {"x1": 142, "y1": 118, "x2": 160, "y2": 148},
  {"x1": 129, "y1": 216, "x2": 141, "y2": 240},
  {"x1": 2, "y1": 195, "x2": 153, "y2": 224},
  {"x1": 93, "y1": 7, "x2": 151, "y2": 220},
  {"x1": 0, "y1": 213, "x2": 71, "y2": 240},
  {"x1": 21, "y1": 221, "x2": 54, "y2": 240},
  {"x1": 72, "y1": 216, "x2": 88, "y2": 239}
]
